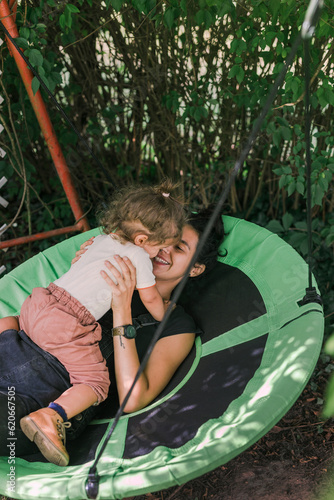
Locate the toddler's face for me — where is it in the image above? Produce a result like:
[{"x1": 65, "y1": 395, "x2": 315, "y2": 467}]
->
[{"x1": 143, "y1": 237, "x2": 179, "y2": 259}]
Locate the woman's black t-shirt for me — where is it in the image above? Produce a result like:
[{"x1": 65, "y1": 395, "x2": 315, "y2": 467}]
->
[
  {"x1": 88, "y1": 291, "x2": 199, "y2": 420},
  {"x1": 99, "y1": 290, "x2": 199, "y2": 364}
]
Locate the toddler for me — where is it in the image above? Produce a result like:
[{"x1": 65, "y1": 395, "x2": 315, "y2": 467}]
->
[{"x1": 5, "y1": 180, "x2": 184, "y2": 466}]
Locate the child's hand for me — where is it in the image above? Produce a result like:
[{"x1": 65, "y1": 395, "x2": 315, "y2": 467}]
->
[{"x1": 71, "y1": 237, "x2": 94, "y2": 264}]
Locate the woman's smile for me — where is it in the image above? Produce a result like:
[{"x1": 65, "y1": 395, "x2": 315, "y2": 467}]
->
[
  {"x1": 153, "y1": 252, "x2": 170, "y2": 266},
  {"x1": 152, "y1": 225, "x2": 200, "y2": 284}
]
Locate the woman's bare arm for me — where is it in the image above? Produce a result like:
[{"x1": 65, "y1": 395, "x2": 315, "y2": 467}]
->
[{"x1": 101, "y1": 257, "x2": 195, "y2": 413}]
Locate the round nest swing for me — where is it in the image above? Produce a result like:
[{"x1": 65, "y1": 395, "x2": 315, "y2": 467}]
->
[{"x1": 0, "y1": 215, "x2": 324, "y2": 500}]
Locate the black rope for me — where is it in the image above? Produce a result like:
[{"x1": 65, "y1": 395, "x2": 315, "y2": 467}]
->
[
  {"x1": 0, "y1": 20, "x2": 114, "y2": 186},
  {"x1": 85, "y1": 29, "x2": 307, "y2": 500},
  {"x1": 299, "y1": 0, "x2": 323, "y2": 306},
  {"x1": 304, "y1": 38, "x2": 313, "y2": 290}
]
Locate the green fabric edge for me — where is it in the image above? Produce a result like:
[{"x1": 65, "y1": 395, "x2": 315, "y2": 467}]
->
[
  {"x1": 0, "y1": 217, "x2": 325, "y2": 500},
  {"x1": 91, "y1": 311, "x2": 324, "y2": 499}
]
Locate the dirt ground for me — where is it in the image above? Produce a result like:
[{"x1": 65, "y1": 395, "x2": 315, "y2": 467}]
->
[{"x1": 1, "y1": 356, "x2": 334, "y2": 500}]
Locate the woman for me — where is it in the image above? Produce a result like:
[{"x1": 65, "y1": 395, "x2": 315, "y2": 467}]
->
[{"x1": 0, "y1": 209, "x2": 224, "y2": 460}]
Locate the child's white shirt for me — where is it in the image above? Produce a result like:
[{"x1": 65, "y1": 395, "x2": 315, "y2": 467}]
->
[{"x1": 54, "y1": 234, "x2": 155, "y2": 320}]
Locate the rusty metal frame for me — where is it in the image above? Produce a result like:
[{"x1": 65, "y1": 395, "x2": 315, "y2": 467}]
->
[{"x1": 0, "y1": 0, "x2": 90, "y2": 250}]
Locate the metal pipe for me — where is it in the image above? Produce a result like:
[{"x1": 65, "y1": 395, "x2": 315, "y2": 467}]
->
[
  {"x1": 0, "y1": 0, "x2": 90, "y2": 241},
  {"x1": 0, "y1": 224, "x2": 85, "y2": 249}
]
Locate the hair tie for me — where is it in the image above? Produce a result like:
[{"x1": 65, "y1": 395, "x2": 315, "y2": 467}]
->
[{"x1": 162, "y1": 192, "x2": 170, "y2": 198}]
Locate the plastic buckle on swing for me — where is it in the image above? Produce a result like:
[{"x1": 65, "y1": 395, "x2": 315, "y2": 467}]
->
[
  {"x1": 298, "y1": 286, "x2": 323, "y2": 306},
  {"x1": 85, "y1": 471, "x2": 100, "y2": 499}
]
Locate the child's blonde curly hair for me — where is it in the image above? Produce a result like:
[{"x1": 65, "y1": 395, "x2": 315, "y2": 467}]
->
[{"x1": 98, "y1": 179, "x2": 185, "y2": 244}]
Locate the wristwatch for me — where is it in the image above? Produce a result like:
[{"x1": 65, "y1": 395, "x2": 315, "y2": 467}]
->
[{"x1": 112, "y1": 324, "x2": 137, "y2": 339}]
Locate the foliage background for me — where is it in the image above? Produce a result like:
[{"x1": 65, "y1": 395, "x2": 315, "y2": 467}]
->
[{"x1": 0, "y1": 1, "x2": 333, "y2": 335}]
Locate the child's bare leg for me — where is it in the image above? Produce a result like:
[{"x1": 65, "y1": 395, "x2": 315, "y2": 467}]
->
[
  {"x1": 19, "y1": 385, "x2": 98, "y2": 466},
  {"x1": 53, "y1": 384, "x2": 98, "y2": 419},
  {"x1": 0, "y1": 316, "x2": 19, "y2": 333}
]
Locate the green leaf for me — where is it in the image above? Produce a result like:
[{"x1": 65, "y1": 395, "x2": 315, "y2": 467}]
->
[
  {"x1": 59, "y1": 13, "x2": 66, "y2": 30},
  {"x1": 312, "y1": 183, "x2": 325, "y2": 207},
  {"x1": 217, "y1": 0, "x2": 233, "y2": 17},
  {"x1": 236, "y1": 67, "x2": 244, "y2": 84},
  {"x1": 228, "y1": 65, "x2": 239, "y2": 79},
  {"x1": 19, "y1": 27, "x2": 30, "y2": 39},
  {"x1": 296, "y1": 181, "x2": 304, "y2": 195},
  {"x1": 294, "y1": 221, "x2": 307, "y2": 230},
  {"x1": 51, "y1": 72, "x2": 62, "y2": 84},
  {"x1": 203, "y1": 9, "x2": 213, "y2": 28},
  {"x1": 279, "y1": 174, "x2": 287, "y2": 189},
  {"x1": 266, "y1": 220, "x2": 284, "y2": 234},
  {"x1": 281, "y1": 126, "x2": 292, "y2": 141},
  {"x1": 28, "y1": 49, "x2": 43, "y2": 67},
  {"x1": 31, "y1": 77, "x2": 40, "y2": 95},
  {"x1": 324, "y1": 335, "x2": 334, "y2": 356},
  {"x1": 324, "y1": 88, "x2": 334, "y2": 106},
  {"x1": 310, "y1": 95, "x2": 318, "y2": 109},
  {"x1": 282, "y1": 212, "x2": 294, "y2": 231},
  {"x1": 323, "y1": 374, "x2": 334, "y2": 418},
  {"x1": 195, "y1": 9, "x2": 205, "y2": 25},
  {"x1": 318, "y1": 175, "x2": 329, "y2": 192},
  {"x1": 110, "y1": 0, "x2": 123, "y2": 10},
  {"x1": 273, "y1": 130, "x2": 281, "y2": 148},
  {"x1": 164, "y1": 8, "x2": 175, "y2": 29},
  {"x1": 180, "y1": 0, "x2": 187, "y2": 13},
  {"x1": 64, "y1": 7, "x2": 73, "y2": 28},
  {"x1": 287, "y1": 180, "x2": 296, "y2": 196},
  {"x1": 325, "y1": 230, "x2": 334, "y2": 245},
  {"x1": 66, "y1": 3, "x2": 80, "y2": 13},
  {"x1": 268, "y1": 0, "x2": 280, "y2": 20},
  {"x1": 15, "y1": 37, "x2": 29, "y2": 50}
]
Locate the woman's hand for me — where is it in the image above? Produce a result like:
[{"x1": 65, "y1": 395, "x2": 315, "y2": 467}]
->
[
  {"x1": 71, "y1": 237, "x2": 94, "y2": 265},
  {"x1": 100, "y1": 256, "x2": 136, "y2": 317}
]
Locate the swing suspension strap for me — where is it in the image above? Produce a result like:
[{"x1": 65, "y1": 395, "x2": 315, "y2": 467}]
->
[
  {"x1": 300, "y1": 36, "x2": 322, "y2": 305},
  {"x1": 85, "y1": 2, "x2": 324, "y2": 498},
  {"x1": 0, "y1": 20, "x2": 114, "y2": 187}
]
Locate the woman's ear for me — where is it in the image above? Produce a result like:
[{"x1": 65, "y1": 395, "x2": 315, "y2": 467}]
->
[
  {"x1": 134, "y1": 234, "x2": 149, "y2": 247},
  {"x1": 189, "y1": 263, "x2": 206, "y2": 278}
]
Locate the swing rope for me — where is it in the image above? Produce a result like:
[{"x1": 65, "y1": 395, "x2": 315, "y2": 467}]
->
[
  {"x1": 300, "y1": 30, "x2": 322, "y2": 305},
  {"x1": 85, "y1": 2, "x2": 324, "y2": 497},
  {"x1": 0, "y1": 20, "x2": 114, "y2": 186}
]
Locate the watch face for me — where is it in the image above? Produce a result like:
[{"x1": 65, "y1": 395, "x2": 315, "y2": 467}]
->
[{"x1": 124, "y1": 325, "x2": 137, "y2": 339}]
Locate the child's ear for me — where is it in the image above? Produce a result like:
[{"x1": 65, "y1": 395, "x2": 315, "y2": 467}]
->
[
  {"x1": 134, "y1": 234, "x2": 149, "y2": 247},
  {"x1": 189, "y1": 263, "x2": 206, "y2": 277}
]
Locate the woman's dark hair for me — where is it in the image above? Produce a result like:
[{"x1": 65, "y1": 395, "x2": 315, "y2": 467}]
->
[{"x1": 186, "y1": 205, "x2": 225, "y2": 276}]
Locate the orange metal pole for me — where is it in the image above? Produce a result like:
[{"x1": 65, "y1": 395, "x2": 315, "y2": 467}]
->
[
  {"x1": 0, "y1": 0, "x2": 90, "y2": 234},
  {"x1": 0, "y1": 224, "x2": 85, "y2": 249}
]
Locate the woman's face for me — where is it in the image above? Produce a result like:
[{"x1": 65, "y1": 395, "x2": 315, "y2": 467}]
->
[{"x1": 152, "y1": 225, "x2": 201, "y2": 284}]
